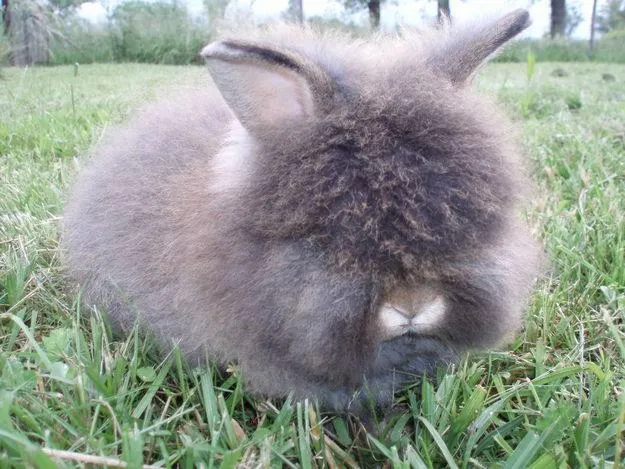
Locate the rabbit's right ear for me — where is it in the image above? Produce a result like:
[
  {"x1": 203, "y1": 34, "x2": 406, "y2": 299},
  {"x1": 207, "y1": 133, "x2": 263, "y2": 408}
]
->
[
  {"x1": 202, "y1": 41, "x2": 331, "y2": 132},
  {"x1": 427, "y1": 9, "x2": 530, "y2": 85}
]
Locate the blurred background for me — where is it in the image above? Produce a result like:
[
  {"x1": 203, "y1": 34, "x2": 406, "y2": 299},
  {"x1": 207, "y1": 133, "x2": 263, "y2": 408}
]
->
[{"x1": 1, "y1": 0, "x2": 624, "y2": 69}]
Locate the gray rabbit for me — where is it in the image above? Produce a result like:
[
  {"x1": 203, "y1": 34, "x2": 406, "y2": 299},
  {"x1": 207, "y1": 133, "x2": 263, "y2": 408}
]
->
[{"x1": 63, "y1": 9, "x2": 542, "y2": 411}]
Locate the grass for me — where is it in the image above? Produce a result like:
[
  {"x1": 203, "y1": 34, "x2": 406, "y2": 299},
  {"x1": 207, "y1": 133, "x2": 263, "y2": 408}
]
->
[
  {"x1": 0, "y1": 61, "x2": 624, "y2": 467},
  {"x1": 493, "y1": 35, "x2": 625, "y2": 64}
]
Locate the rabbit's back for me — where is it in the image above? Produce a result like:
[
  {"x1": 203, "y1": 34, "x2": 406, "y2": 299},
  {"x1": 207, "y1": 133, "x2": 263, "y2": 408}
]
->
[{"x1": 63, "y1": 87, "x2": 232, "y2": 339}]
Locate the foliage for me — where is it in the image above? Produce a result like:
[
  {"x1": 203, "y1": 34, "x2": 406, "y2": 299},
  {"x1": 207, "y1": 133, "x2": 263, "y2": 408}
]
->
[
  {"x1": 595, "y1": 29, "x2": 625, "y2": 62},
  {"x1": 596, "y1": 0, "x2": 625, "y2": 33},
  {"x1": 339, "y1": 0, "x2": 385, "y2": 28},
  {"x1": 204, "y1": 0, "x2": 229, "y2": 19},
  {"x1": 203, "y1": 0, "x2": 229, "y2": 38},
  {"x1": 340, "y1": 0, "x2": 387, "y2": 11},
  {"x1": 1, "y1": 61, "x2": 625, "y2": 467},
  {"x1": 4, "y1": 0, "x2": 625, "y2": 67},
  {"x1": 109, "y1": 1, "x2": 208, "y2": 64},
  {"x1": 48, "y1": 1, "x2": 209, "y2": 65},
  {"x1": 526, "y1": 48, "x2": 536, "y2": 82},
  {"x1": 5, "y1": 0, "x2": 55, "y2": 65},
  {"x1": 47, "y1": 0, "x2": 88, "y2": 11},
  {"x1": 0, "y1": 30, "x2": 9, "y2": 66},
  {"x1": 307, "y1": 15, "x2": 370, "y2": 37},
  {"x1": 564, "y1": 3, "x2": 583, "y2": 37},
  {"x1": 285, "y1": 0, "x2": 303, "y2": 23},
  {"x1": 48, "y1": 15, "x2": 114, "y2": 65}
]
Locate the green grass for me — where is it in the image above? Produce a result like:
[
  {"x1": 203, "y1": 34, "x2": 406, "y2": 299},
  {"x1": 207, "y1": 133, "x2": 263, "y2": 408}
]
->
[
  {"x1": 1, "y1": 62, "x2": 624, "y2": 468},
  {"x1": 493, "y1": 33, "x2": 625, "y2": 64}
]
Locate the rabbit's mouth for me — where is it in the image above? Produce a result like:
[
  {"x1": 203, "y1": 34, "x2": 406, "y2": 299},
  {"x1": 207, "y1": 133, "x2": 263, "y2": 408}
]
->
[
  {"x1": 369, "y1": 334, "x2": 458, "y2": 391},
  {"x1": 377, "y1": 294, "x2": 446, "y2": 340}
]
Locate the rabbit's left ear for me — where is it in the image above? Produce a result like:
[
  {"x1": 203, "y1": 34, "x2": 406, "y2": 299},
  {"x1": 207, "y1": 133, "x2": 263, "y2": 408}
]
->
[
  {"x1": 427, "y1": 9, "x2": 530, "y2": 85},
  {"x1": 202, "y1": 41, "x2": 331, "y2": 132}
]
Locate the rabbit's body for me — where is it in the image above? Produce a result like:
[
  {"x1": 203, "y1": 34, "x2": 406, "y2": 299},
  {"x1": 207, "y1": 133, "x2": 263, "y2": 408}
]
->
[{"x1": 63, "y1": 11, "x2": 541, "y2": 410}]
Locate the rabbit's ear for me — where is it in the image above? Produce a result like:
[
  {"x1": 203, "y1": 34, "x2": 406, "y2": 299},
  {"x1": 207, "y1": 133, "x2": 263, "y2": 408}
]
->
[
  {"x1": 428, "y1": 9, "x2": 530, "y2": 85},
  {"x1": 202, "y1": 41, "x2": 327, "y2": 131}
]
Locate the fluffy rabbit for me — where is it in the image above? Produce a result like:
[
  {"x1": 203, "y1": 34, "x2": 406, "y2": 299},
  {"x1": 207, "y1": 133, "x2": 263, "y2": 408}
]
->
[{"x1": 63, "y1": 9, "x2": 541, "y2": 411}]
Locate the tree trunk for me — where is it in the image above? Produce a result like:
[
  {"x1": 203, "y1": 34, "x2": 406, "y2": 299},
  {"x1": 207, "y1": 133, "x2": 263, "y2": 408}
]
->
[
  {"x1": 288, "y1": 0, "x2": 303, "y2": 23},
  {"x1": 368, "y1": 0, "x2": 380, "y2": 30},
  {"x1": 550, "y1": 0, "x2": 566, "y2": 38},
  {"x1": 2, "y1": 0, "x2": 10, "y2": 36},
  {"x1": 589, "y1": 0, "x2": 598, "y2": 53},
  {"x1": 437, "y1": 0, "x2": 450, "y2": 22}
]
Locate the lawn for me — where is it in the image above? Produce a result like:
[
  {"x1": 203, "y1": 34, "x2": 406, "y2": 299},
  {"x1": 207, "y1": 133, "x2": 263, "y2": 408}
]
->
[{"x1": 1, "y1": 61, "x2": 624, "y2": 468}]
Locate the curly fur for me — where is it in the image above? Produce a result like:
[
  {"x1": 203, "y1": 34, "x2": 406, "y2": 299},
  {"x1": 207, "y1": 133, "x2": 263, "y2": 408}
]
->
[{"x1": 62, "y1": 10, "x2": 542, "y2": 411}]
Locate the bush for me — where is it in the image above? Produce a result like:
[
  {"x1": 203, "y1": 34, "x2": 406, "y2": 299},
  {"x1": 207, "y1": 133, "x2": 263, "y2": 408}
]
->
[
  {"x1": 5, "y1": 0, "x2": 53, "y2": 65},
  {"x1": 0, "y1": 33, "x2": 9, "y2": 67},
  {"x1": 48, "y1": 1, "x2": 210, "y2": 65},
  {"x1": 49, "y1": 17, "x2": 115, "y2": 65},
  {"x1": 110, "y1": 1, "x2": 208, "y2": 64},
  {"x1": 594, "y1": 29, "x2": 625, "y2": 63}
]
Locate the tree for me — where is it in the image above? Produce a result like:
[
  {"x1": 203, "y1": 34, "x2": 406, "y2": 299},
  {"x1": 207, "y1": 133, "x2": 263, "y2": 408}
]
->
[
  {"x1": 368, "y1": 0, "x2": 379, "y2": 29},
  {"x1": 596, "y1": 0, "x2": 625, "y2": 33},
  {"x1": 437, "y1": 0, "x2": 449, "y2": 22},
  {"x1": 2, "y1": 0, "x2": 9, "y2": 35},
  {"x1": 6, "y1": 0, "x2": 52, "y2": 65},
  {"x1": 590, "y1": 0, "x2": 598, "y2": 52},
  {"x1": 287, "y1": 0, "x2": 303, "y2": 23},
  {"x1": 342, "y1": 0, "x2": 384, "y2": 30},
  {"x1": 550, "y1": 0, "x2": 566, "y2": 38},
  {"x1": 565, "y1": 4, "x2": 582, "y2": 36}
]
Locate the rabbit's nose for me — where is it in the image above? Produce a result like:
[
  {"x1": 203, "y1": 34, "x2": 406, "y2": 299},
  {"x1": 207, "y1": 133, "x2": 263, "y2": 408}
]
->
[
  {"x1": 409, "y1": 295, "x2": 446, "y2": 327},
  {"x1": 379, "y1": 305, "x2": 412, "y2": 330},
  {"x1": 379, "y1": 296, "x2": 447, "y2": 338}
]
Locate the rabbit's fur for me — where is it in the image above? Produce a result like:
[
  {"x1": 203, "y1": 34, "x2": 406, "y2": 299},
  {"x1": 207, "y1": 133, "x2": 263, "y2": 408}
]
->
[{"x1": 63, "y1": 10, "x2": 541, "y2": 411}]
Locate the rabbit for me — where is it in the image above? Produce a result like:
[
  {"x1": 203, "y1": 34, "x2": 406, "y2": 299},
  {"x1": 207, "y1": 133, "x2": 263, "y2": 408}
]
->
[{"x1": 62, "y1": 9, "x2": 542, "y2": 412}]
